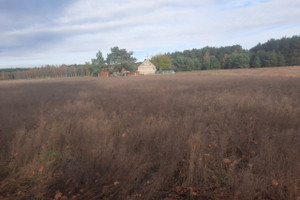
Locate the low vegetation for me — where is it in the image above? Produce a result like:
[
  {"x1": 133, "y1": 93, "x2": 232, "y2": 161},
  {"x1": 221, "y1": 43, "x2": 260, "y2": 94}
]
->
[{"x1": 0, "y1": 67, "x2": 299, "y2": 199}]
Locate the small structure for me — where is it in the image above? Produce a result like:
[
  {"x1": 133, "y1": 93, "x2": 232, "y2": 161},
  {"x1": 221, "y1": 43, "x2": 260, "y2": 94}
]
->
[
  {"x1": 100, "y1": 71, "x2": 110, "y2": 78},
  {"x1": 137, "y1": 59, "x2": 157, "y2": 75},
  {"x1": 121, "y1": 71, "x2": 131, "y2": 76},
  {"x1": 131, "y1": 72, "x2": 139, "y2": 76},
  {"x1": 156, "y1": 70, "x2": 175, "y2": 75}
]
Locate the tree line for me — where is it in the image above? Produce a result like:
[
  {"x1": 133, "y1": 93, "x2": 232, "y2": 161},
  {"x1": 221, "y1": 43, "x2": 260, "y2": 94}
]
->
[
  {"x1": 163, "y1": 35, "x2": 300, "y2": 71},
  {"x1": 250, "y1": 36, "x2": 300, "y2": 67},
  {"x1": 1, "y1": 35, "x2": 299, "y2": 80},
  {"x1": 0, "y1": 47, "x2": 137, "y2": 80},
  {"x1": 0, "y1": 64, "x2": 90, "y2": 80}
]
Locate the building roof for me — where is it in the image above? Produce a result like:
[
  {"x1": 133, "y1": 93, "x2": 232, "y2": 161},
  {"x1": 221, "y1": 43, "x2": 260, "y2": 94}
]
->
[
  {"x1": 139, "y1": 59, "x2": 156, "y2": 67},
  {"x1": 137, "y1": 59, "x2": 157, "y2": 75}
]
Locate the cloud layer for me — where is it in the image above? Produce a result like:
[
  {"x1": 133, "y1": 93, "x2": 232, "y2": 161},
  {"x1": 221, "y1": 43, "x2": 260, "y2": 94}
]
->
[{"x1": 0, "y1": 0, "x2": 299, "y2": 68}]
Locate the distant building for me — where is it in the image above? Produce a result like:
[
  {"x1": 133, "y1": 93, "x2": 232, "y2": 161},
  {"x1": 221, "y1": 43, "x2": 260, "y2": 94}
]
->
[{"x1": 137, "y1": 59, "x2": 157, "y2": 75}]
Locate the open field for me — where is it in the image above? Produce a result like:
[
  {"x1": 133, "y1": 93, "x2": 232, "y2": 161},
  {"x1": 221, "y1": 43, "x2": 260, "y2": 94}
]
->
[
  {"x1": 180, "y1": 66, "x2": 300, "y2": 77},
  {"x1": 0, "y1": 67, "x2": 299, "y2": 199}
]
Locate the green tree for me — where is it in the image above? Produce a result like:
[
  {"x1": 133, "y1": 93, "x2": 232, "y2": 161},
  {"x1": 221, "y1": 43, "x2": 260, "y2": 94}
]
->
[
  {"x1": 257, "y1": 51, "x2": 277, "y2": 67},
  {"x1": 150, "y1": 54, "x2": 172, "y2": 70},
  {"x1": 106, "y1": 46, "x2": 137, "y2": 72},
  {"x1": 202, "y1": 56, "x2": 221, "y2": 70},
  {"x1": 277, "y1": 53, "x2": 286, "y2": 66},
  {"x1": 92, "y1": 51, "x2": 106, "y2": 66},
  {"x1": 224, "y1": 53, "x2": 250, "y2": 69},
  {"x1": 202, "y1": 58, "x2": 210, "y2": 70},
  {"x1": 209, "y1": 56, "x2": 221, "y2": 69},
  {"x1": 90, "y1": 51, "x2": 106, "y2": 76},
  {"x1": 291, "y1": 49, "x2": 300, "y2": 65},
  {"x1": 250, "y1": 35, "x2": 300, "y2": 66},
  {"x1": 252, "y1": 55, "x2": 261, "y2": 68},
  {"x1": 172, "y1": 56, "x2": 201, "y2": 71}
]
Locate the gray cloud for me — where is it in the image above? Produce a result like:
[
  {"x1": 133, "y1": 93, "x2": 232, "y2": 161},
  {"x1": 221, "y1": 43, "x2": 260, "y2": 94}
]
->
[{"x1": 0, "y1": 0, "x2": 299, "y2": 68}]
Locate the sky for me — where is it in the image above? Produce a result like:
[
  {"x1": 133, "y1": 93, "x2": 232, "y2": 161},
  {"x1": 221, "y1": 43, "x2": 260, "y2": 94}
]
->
[{"x1": 0, "y1": 0, "x2": 299, "y2": 68}]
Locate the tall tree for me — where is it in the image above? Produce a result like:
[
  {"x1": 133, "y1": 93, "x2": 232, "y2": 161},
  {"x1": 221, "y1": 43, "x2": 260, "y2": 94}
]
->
[
  {"x1": 257, "y1": 51, "x2": 278, "y2": 67},
  {"x1": 202, "y1": 58, "x2": 210, "y2": 70},
  {"x1": 277, "y1": 53, "x2": 286, "y2": 66},
  {"x1": 106, "y1": 47, "x2": 137, "y2": 72},
  {"x1": 90, "y1": 51, "x2": 106, "y2": 76},
  {"x1": 224, "y1": 53, "x2": 250, "y2": 69},
  {"x1": 172, "y1": 56, "x2": 201, "y2": 71},
  {"x1": 251, "y1": 55, "x2": 261, "y2": 68},
  {"x1": 209, "y1": 56, "x2": 221, "y2": 69},
  {"x1": 150, "y1": 54, "x2": 172, "y2": 70},
  {"x1": 91, "y1": 51, "x2": 106, "y2": 66}
]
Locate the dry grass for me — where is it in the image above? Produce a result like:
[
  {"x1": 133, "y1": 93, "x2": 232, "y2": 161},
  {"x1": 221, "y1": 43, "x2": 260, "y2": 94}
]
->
[
  {"x1": 0, "y1": 67, "x2": 299, "y2": 199},
  {"x1": 193, "y1": 66, "x2": 300, "y2": 77}
]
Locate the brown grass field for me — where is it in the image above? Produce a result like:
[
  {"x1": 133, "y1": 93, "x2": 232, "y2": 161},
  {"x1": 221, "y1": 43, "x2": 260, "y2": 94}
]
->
[{"x1": 0, "y1": 66, "x2": 299, "y2": 200}]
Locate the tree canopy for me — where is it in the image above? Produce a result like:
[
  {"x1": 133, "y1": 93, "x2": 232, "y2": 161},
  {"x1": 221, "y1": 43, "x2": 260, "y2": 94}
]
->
[
  {"x1": 106, "y1": 46, "x2": 137, "y2": 72},
  {"x1": 168, "y1": 45, "x2": 246, "y2": 71},
  {"x1": 150, "y1": 54, "x2": 172, "y2": 70},
  {"x1": 91, "y1": 51, "x2": 105, "y2": 67},
  {"x1": 224, "y1": 53, "x2": 250, "y2": 69},
  {"x1": 250, "y1": 35, "x2": 300, "y2": 66},
  {"x1": 90, "y1": 51, "x2": 106, "y2": 76}
]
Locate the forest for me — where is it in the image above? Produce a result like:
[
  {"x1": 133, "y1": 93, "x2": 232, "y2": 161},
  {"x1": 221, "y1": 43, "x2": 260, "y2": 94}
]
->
[
  {"x1": 167, "y1": 35, "x2": 300, "y2": 71},
  {"x1": 1, "y1": 35, "x2": 299, "y2": 80}
]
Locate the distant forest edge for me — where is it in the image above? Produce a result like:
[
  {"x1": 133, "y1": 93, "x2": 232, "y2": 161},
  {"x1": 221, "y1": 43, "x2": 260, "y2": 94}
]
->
[{"x1": 1, "y1": 35, "x2": 299, "y2": 80}]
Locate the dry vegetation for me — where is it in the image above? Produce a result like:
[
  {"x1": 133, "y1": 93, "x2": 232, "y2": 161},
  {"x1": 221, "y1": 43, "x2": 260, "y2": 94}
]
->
[{"x1": 0, "y1": 67, "x2": 299, "y2": 200}]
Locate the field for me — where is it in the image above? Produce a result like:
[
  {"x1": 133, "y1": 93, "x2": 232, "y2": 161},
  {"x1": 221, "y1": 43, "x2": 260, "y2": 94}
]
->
[{"x1": 0, "y1": 66, "x2": 299, "y2": 200}]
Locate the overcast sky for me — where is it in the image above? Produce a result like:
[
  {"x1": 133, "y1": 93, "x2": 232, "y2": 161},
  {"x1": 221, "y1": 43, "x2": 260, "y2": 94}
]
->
[{"x1": 0, "y1": 0, "x2": 299, "y2": 68}]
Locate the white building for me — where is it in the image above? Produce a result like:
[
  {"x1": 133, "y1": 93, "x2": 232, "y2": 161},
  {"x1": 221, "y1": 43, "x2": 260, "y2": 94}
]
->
[{"x1": 137, "y1": 59, "x2": 157, "y2": 75}]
